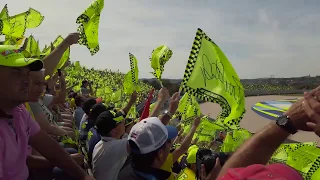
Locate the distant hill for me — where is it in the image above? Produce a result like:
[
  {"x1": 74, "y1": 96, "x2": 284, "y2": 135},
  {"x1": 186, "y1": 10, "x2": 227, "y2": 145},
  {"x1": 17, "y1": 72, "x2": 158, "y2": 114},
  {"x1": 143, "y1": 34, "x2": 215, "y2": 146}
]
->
[{"x1": 140, "y1": 76, "x2": 320, "y2": 95}]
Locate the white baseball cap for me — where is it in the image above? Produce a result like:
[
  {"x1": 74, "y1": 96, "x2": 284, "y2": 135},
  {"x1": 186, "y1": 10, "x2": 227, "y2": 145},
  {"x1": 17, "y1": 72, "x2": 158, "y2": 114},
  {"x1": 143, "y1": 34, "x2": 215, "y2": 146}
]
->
[{"x1": 128, "y1": 117, "x2": 178, "y2": 154}]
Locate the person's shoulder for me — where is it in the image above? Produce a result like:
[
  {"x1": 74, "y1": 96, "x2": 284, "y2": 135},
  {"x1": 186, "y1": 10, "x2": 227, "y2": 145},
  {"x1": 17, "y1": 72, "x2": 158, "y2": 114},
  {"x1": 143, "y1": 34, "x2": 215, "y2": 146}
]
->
[
  {"x1": 74, "y1": 108, "x2": 82, "y2": 113},
  {"x1": 92, "y1": 140, "x2": 103, "y2": 153},
  {"x1": 28, "y1": 101, "x2": 42, "y2": 108},
  {"x1": 113, "y1": 138, "x2": 128, "y2": 146},
  {"x1": 89, "y1": 127, "x2": 99, "y2": 135},
  {"x1": 118, "y1": 164, "x2": 143, "y2": 180},
  {"x1": 14, "y1": 104, "x2": 29, "y2": 115}
]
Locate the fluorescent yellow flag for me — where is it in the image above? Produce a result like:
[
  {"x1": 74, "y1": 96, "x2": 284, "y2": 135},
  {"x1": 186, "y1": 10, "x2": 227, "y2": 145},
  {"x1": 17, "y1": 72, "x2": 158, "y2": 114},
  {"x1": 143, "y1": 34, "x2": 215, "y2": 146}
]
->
[
  {"x1": 25, "y1": 35, "x2": 41, "y2": 58},
  {"x1": 181, "y1": 28, "x2": 245, "y2": 129},
  {"x1": 123, "y1": 53, "x2": 139, "y2": 94},
  {"x1": 41, "y1": 36, "x2": 70, "y2": 74},
  {"x1": 175, "y1": 93, "x2": 191, "y2": 116},
  {"x1": 74, "y1": 61, "x2": 81, "y2": 71},
  {"x1": 76, "y1": 0, "x2": 104, "y2": 55},
  {"x1": 26, "y1": 8, "x2": 44, "y2": 28},
  {"x1": 127, "y1": 106, "x2": 137, "y2": 119},
  {"x1": 0, "y1": 7, "x2": 44, "y2": 38},
  {"x1": 3, "y1": 35, "x2": 24, "y2": 45},
  {"x1": 129, "y1": 53, "x2": 139, "y2": 85},
  {"x1": 149, "y1": 103, "x2": 156, "y2": 114},
  {"x1": 286, "y1": 145, "x2": 320, "y2": 179},
  {"x1": 150, "y1": 45, "x2": 173, "y2": 85},
  {"x1": 0, "y1": 4, "x2": 8, "y2": 19}
]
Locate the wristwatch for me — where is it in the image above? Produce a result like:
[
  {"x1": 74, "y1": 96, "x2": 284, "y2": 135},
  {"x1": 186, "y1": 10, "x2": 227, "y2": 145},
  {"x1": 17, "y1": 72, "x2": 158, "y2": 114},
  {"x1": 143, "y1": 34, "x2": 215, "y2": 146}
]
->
[
  {"x1": 276, "y1": 115, "x2": 297, "y2": 134},
  {"x1": 163, "y1": 110, "x2": 173, "y2": 119}
]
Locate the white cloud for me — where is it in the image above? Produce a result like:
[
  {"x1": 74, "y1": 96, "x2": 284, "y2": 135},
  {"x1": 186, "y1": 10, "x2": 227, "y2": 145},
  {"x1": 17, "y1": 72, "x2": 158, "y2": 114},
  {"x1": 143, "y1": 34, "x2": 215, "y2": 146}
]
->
[{"x1": 2, "y1": 0, "x2": 320, "y2": 79}]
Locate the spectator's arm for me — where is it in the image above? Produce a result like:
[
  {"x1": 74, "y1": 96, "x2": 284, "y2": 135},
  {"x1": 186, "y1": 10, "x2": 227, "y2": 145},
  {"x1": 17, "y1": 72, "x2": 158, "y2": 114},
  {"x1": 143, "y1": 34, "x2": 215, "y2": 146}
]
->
[
  {"x1": 121, "y1": 91, "x2": 137, "y2": 115},
  {"x1": 29, "y1": 102, "x2": 66, "y2": 136},
  {"x1": 149, "y1": 99, "x2": 165, "y2": 118},
  {"x1": 217, "y1": 96, "x2": 309, "y2": 178},
  {"x1": 172, "y1": 129, "x2": 183, "y2": 145},
  {"x1": 43, "y1": 33, "x2": 79, "y2": 77},
  {"x1": 60, "y1": 59, "x2": 71, "y2": 70},
  {"x1": 217, "y1": 123, "x2": 289, "y2": 178},
  {"x1": 27, "y1": 155, "x2": 53, "y2": 169},
  {"x1": 46, "y1": 74, "x2": 58, "y2": 90},
  {"x1": 159, "y1": 92, "x2": 179, "y2": 125},
  {"x1": 49, "y1": 73, "x2": 67, "y2": 106},
  {"x1": 149, "y1": 88, "x2": 169, "y2": 118},
  {"x1": 172, "y1": 117, "x2": 200, "y2": 162},
  {"x1": 29, "y1": 130, "x2": 88, "y2": 179}
]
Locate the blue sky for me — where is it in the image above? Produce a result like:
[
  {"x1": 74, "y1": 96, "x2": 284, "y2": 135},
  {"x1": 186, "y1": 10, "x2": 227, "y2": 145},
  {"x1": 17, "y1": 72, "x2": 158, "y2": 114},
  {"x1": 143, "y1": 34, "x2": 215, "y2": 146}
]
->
[{"x1": 2, "y1": 0, "x2": 320, "y2": 79}]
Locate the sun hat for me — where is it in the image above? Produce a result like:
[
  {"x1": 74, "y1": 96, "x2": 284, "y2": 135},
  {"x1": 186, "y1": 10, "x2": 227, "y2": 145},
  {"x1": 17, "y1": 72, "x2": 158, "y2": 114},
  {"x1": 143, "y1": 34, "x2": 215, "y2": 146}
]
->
[{"x1": 0, "y1": 45, "x2": 43, "y2": 71}]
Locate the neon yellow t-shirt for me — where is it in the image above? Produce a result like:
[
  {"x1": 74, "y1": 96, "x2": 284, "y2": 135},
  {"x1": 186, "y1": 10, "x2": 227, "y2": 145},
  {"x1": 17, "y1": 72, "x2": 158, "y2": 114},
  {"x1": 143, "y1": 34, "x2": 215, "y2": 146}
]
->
[
  {"x1": 160, "y1": 153, "x2": 175, "y2": 180},
  {"x1": 177, "y1": 167, "x2": 196, "y2": 180}
]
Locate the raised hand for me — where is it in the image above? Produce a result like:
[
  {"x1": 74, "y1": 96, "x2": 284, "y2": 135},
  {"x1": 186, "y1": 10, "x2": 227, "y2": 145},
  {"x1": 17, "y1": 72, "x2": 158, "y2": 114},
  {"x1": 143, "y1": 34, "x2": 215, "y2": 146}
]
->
[
  {"x1": 168, "y1": 92, "x2": 180, "y2": 114},
  {"x1": 302, "y1": 91, "x2": 320, "y2": 136},
  {"x1": 193, "y1": 117, "x2": 201, "y2": 128},
  {"x1": 130, "y1": 91, "x2": 138, "y2": 103},
  {"x1": 285, "y1": 86, "x2": 320, "y2": 132},
  {"x1": 157, "y1": 87, "x2": 169, "y2": 101}
]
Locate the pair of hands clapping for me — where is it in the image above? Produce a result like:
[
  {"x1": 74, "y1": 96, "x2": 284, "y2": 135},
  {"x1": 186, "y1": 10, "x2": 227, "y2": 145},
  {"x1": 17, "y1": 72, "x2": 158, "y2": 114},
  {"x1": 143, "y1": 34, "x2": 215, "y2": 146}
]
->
[{"x1": 287, "y1": 86, "x2": 320, "y2": 137}]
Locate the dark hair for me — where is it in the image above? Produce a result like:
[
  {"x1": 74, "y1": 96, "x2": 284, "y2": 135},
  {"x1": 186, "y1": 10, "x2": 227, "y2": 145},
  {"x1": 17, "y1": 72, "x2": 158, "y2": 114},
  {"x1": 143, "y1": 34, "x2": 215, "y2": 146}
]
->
[
  {"x1": 129, "y1": 140, "x2": 166, "y2": 170},
  {"x1": 72, "y1": 93, "x2": 78, "y2": 99},
  {"x1": 68, "y1": 92, "x2": 78, "y2": 99},
  {"x1": 74, "y1": 95, "x2": 84, "y2": 107},
  {"x1": 89, "y1": 104, "x2": 107, "y2": 124},
  {"x1": 196, "y1": 149, "x2": 231, "y2": 175},
  {"x1": 82, "y1": 80, "x2": 88, "y2": 85},
  {"x1": 82, "y1": 98, "x2": 97, "y2": 115},
  {"x1": 95, "y1": 110, "x2": 123, "y2": 137},
  {"x1": 202, "y1": 153, "x2": 215, "y2": 175}
]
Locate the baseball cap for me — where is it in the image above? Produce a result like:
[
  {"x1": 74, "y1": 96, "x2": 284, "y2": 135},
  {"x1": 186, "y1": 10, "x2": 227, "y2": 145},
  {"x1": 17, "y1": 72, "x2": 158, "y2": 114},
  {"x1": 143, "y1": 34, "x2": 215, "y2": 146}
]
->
[
  {"x1": 219, "y1": 163, "x2": 303, "y2": 180},
  {"x1": 0, "y1": 45, "x2": 43, "y2": 71},
  {"x1": 95, "y1": 110, "x2": 125, "y2": 135},
  {"x1": 128, "y1": 117, "x2": 178, "y2": 154},
  {"x1": 187, "y1": 145, "x2": 199, "y2": 164},
  {"x1": 89, "y1": 103, "x2": 107, "y2": 121},
  {"x1": 82, "y1": 98, "x2": 97, "y2": 114}
]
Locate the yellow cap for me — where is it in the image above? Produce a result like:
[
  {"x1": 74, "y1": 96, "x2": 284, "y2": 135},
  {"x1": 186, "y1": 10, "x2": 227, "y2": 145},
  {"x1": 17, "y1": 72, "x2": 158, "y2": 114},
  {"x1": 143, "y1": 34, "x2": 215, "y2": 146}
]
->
[
  {"x1": 187, "y1": 145, "x2": 198, "y2": 153},
  {"x1": 187, "y1": 145, "x2": 199, "y2": 164},
  {"x1": 0, "y1": 45, "x2": 43, "y2": 71}
]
